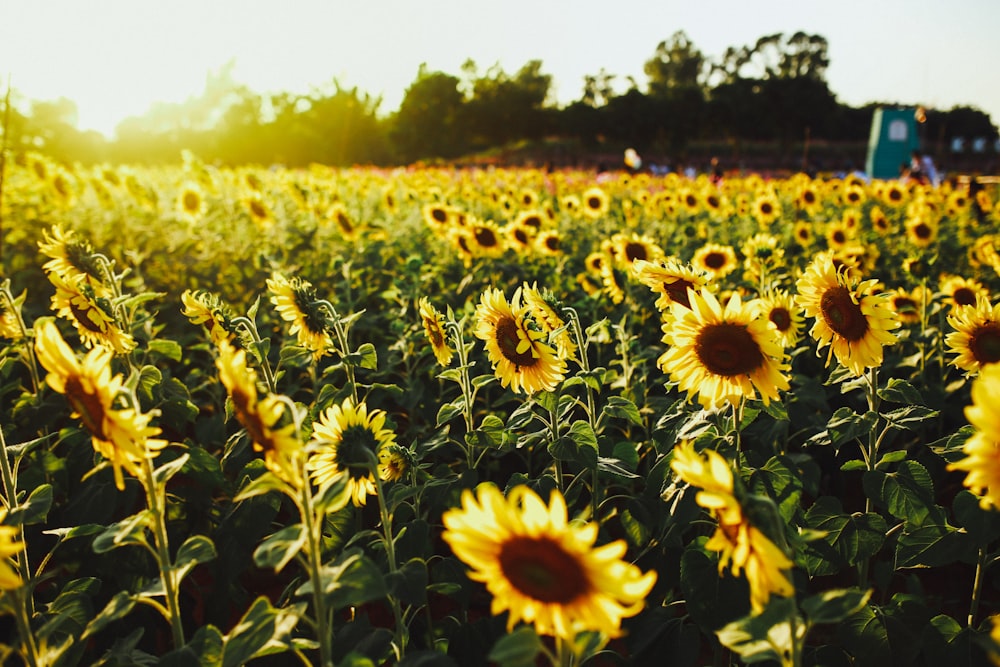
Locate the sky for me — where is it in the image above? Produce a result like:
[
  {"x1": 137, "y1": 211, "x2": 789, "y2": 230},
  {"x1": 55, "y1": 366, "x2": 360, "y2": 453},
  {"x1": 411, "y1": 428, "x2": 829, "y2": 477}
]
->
[{"x1": 1, "y1": 0, "x2": 998, "y2": 138}]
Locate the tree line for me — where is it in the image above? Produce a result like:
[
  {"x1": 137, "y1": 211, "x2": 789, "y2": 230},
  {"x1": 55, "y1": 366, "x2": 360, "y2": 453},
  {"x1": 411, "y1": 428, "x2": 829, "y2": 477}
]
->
[{"x1": 3, "y1": 31, "x2": 997, "y2": 168}]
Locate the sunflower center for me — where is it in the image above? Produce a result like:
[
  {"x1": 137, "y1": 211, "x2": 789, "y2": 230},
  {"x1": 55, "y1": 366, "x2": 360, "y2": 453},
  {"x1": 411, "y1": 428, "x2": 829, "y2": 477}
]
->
[
  {"x1": 474, "y1": 227, "x2": 498, "y2": 248},
  {"x1": 664, "y1": 279, "x2": 694, "y2": 309},
  {"x1": 495, "y1": 317, "x2": 536, "y2": 367},
  {"x1": 953, "y1": 288, "x2": 977, "y2": 307},
  {"x1": 336, "y1": 211, "x2": 354, "y2": 233},
  {"x1": 769, "y1": 307, "x2": 792, "y2": 332},
  {"x1": 970, "y1": 324, "x2": 1000, "y2": 365},
  {"x1": 624, "y1": 242, "x2": 648, "y2": 263},
  {"x1": 760, "y1": 202, "x2": 773, "y2": 215},
  {"x1": 694, "y1": 322, "x2": 765, "y2": 376},
  {"x1": 249, "y1": 200, "x2": 268, "y2": 218},
  {"x1": 65, "y1": 376, "x2": 107, "y2": 438},
  {"x1": 820, "y1": 286, "x2": 869, "y2": 341},
  {"x1": 913, "y1": 223, "x2": 932, "y2": 239},
  {"x1": 544, "y1": 236, "x2": 559, "y2": 251},
  {"x1": 336, "y1": 424, "x2": 380, "y2": 479},
  {"x1": 513, "y1": 228, "x2": 529, "y2": 244},
  {"x1": 587, "y1": 196, "x2": 602, "y2": 210},
  {"x1": 703, "y1": 252, "x2": 726, "y2": 270},
  {"x1": 498, "y1": 536, "x2": 589, "y2": 604},
  {"x1": 70, "y1": 300, "x2": 109, "y2": 333},
  {"x1": 431, "y1": 207, "x2": 448, "y2": 224}
]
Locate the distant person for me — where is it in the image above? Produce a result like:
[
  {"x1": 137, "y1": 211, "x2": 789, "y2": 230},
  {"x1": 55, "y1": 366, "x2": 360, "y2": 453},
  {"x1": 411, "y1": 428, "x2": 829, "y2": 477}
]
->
[
  {"x1": 919, "y1": 152, "x2": 940, "y2": 187},
  {"x1": 709, "y1": 157, "x2": 724, "y2": 185},
  {"x1": 909, "y1": 151, "x2": 925, "y2": 184}
]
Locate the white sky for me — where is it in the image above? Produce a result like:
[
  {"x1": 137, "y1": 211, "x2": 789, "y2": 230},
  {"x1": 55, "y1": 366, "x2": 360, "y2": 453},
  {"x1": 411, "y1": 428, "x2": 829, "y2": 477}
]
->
[{"x1": 1, "y1": 0, "x2": 997, "y2": 138}]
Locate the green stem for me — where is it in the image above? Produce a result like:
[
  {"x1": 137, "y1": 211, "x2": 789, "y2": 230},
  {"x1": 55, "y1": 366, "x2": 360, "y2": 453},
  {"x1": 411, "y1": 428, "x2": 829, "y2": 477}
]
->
[
  {"x1": 566, "y1": 308, "x2": 600, "y2": 519},
  {"x1": 11, "y1": 587, "x2": 39, "y2": 667},
  {"x1": 0, "y1": 425, "x2": 32, "y2": 616},
  {"x1": 300, "y1": 481, "x2": 333, "y2": 667},
  {"x1": 319, "y1": 301, "x2": 358, "y2": 405},
  {"x1": 232, "y1": 316, "x2": 278, "y2": 394},
  {"x1": 858, "y1": 367, "x2": 880, "y2": 586},
  {"x1": 968, "y1": 546, "x2": 987, "y2": 627},
  {"x1": 141, "y1": 456, "x2": 185, "y2": 649},
  {"x1": 372, "y1": 468, "x2": 406, "y2": 661},
  {"x1": 447, "y1": 320, "x2": 476, "y2": 470},
  {"x1": 732, "y1": 399, "x2": 745, "y2": 475},
  {"x1": 1, "y1": 285, "x2": 40, "y2": 394}
]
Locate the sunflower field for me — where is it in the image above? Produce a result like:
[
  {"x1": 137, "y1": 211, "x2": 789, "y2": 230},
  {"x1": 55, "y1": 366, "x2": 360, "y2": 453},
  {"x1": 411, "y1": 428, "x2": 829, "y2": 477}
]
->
[{"x1": 2, "y1": 151, "x2": 1000, "y2": 666}]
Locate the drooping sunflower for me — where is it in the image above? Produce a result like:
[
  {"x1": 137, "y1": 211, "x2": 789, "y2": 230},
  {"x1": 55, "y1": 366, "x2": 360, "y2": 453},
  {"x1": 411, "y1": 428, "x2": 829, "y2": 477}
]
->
[
  {"x1": 307, "y1": 398, "x2": 397, "y2": 507},
  {"x1": 48, "y1": 272, "x2": 136, "y2": 354},
  {"x1": 581, "y1": 186, "x2": 610, "y2": 220},
  {"x1": 741, "y1": 233, "x2": 785, "y2": 284},
  {"x1": 946, "y1": 296, "x2": 1000, "y2": 374},
  {"x1": 671, "y1": 441, "x2": 794, "y2": 614},
  {"x1": 442, "y1": 483, "x2": 657, "y2": 640},
  {"x1": 692, "y1": 243, "x2": 739, "y2": 280},
  {"x1": 940, "y1": 274, "x2": 989, "y2": 311},
  {"x1": 886, "y1": 286, "x2": 928, "y2": 326},
  {"x1": 634, "y1": 257, "x2": 710, "y2": 312},
  {"x1": 795, "y1": 253, "x2": 900, "y2": 376},
  {"x1": 0, "y1": 293, "x2": 23, "y2": 340},
  {"x1": 181, "y1": 289, "x2": 236, "y2": 344},
  {"x1": 38, "y1": 225, "x2": 108, "y2": 293},
  {"x1": 521, "y1": 283, "x2": 576, "y2": 361},
  {"x1": 658, "y1": 288, "x2": 790, "y2": 409},
  {"x1": 474, "y1": 287, "x2": 567, "y2": 395},
  {"x1": 417, "y1": 297, "x2": 454, "y2": 366},
  {"x1": 0, "y1": 510, "x2": 24, "y2": 590},
  {"x1": 752, "y1": 291, "x2": 804, "y2": 350},
  {"x1": 267, "y1": 273, "x2": 332, "y2": 359},
  {"x1": 217, "y1": 340, "x2": 304, "y2": 488},
  {"x1": 948, "y1": 363, "x2": 1000, "y2": 508},
  {"x1": 34, "y1": 319, "x2": 166, "y2": 491}
]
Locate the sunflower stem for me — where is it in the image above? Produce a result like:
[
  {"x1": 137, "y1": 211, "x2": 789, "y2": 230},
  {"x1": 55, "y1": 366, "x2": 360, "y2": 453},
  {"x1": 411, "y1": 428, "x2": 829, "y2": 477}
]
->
[
  {"x1": 140, "y1": 455, "x2": 185, "y2": 649},
  {"x1": 319, "y1": 300, "x2": 358, "y2": 405},
  {"x1": 1, "y1": 283, "x2": 40, "y2": 393},
  {"x1": 299, "y1": 475, "x2": 334, "y2": 667},
  {"x1": 0, "y1": 424, "x2": 35, "y2": 620},
  {"x1": 447, "y1": 320, "x2": 476, "y2": 470},
  {"x1": 732, "y1": 399, "x2": 745, "y2": 475},
  {"x1": 968, "y1": 546, "x2": 987, "y2": 627},
  {"x1": 858, "y1": 366, "x2": 880, "y2": 587},
  {"x1": 565, "y1": 307, "x2": 601, "y2": 519},
  {"x1": 372, "y1": 465, "x2": 407, "y2": 661},
  {"x1": 232, "y1": 316, "x2": 278, "y2": 394},
  {"x1": 11, "y1": 586, "x2": 40, "y2": 667}
]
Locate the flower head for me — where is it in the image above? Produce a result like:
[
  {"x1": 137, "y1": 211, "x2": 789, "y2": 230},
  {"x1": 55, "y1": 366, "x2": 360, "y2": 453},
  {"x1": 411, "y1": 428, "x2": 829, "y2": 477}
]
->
[
  {"x1": 948, "y1": 363, "x2": 1000, "y2": 508},
  {"x1": 267, "y1": 273, "x2": 332, "y2": 359},
  {"x1": 418, "y1": 297, "x2": 454, "y2": 366}
]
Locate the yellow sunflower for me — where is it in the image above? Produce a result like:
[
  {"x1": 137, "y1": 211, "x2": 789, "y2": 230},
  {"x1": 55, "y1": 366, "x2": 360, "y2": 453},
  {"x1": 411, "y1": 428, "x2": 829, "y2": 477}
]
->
[
  {"x1": 534, "y1": 230, "x2": 562, "y2": 256},
  {"x1": 658, "y1": 289, "x2": 790, "y2": 409},
  {"x1": 34, "y1": 319, "x2": 166, "y2": 491},
  {"x1": 795, "y1": 253, "x2": 900, "y2": 376},
  {"x1": 581, "y1": 187, "x2": 610, "y2": 220},
  {"x1": 48, "y1": 272, "x2": 136, "y2": 354},
  {"x1": 505, "y1": 222, "x2": 536, "y2": 252},
  {"x1": 422, "y1": 202, "x2": 451, "y2": 231},
  {"x1": 940, "y1": 275, "x2": 989, "y2": 311},
  {"x1": 752, "y1": 291, "x2": 804, "y2": 349},
  {"x1": 38, "y1": 225, "x2": 108, "y2": 293},
  {"x1": 905, "y1": 214, "x2": 938, "y2": 247},
  {"x1": 417, "y1": 297, "x2": 454, "y2": 366},
  {"x1": 948, "y1": 363, "x2": 1000, "y2": 508},
  {"x1": 442, "y1": 483, "x2": 657, "y2": 640},
  {"x1": 869, "y1": 205, "x2": 891, "y2": 235},
  {"x1": 217, "y1": 340, "x2": 304, "y2": 488},
  {"x1": 882, "y1": 181, "x2": 906, "y2": 207},
  {"x1": 752, "y1": 193, "x2": 781, "y2": 227},
  {"x1": 559, "y1": 194, "x2": 582, "y2": 217},
  {"x1": 328, "y1": 202, "x2": 359, "y2": 240},
  {"x1": 633, "y1": 257, "x2": 710, "y2": 312},
  {"x1": 887, "y1": 286, "x2": 928, "y2": 326},
  {"x1": 671, "y1": 441, "x2": 793, "y2": 614},
  {"x1": 267, "y1": 273, "x2": 332, "y2": 359},
  {"x1": 692, "y1": 243, "x2": 739, "y2": 280},
  {"x1": 243, "y1": 193, "x2": 273, "y2": 227},
  {"x1": 946, "y1": 296, "x2": 1000, "y2": 374},
  {"x1": 307, "y1": 398, "x2": 397, "y2": 507},
  {"x1": 612, "y1": 233, "x2": 664, "y2": 274},
  {"x1": 181, "y1": 289, "x2": 235, "y2": 344},
  {"x1": 741, "y1": 233, "x2": 785, "y2": 283},
  {"x1": 474, "y1": 287, "x2": 567, "y2": 395},
  {"x1": 176, "y1": 181, "x2": 206, "y2": 223},
  {"x1": 521, "y1": 283, "x2": 576, "y2": 361},
  {"x1": 0, "y1": 510, "x2": 24, "y2": 590},
  {"x1": 792, "y1": 221, "x2": 814, "y2": 247},
  {"x1": 468, "y1": 219, "x2": 506, "y2": 257}
]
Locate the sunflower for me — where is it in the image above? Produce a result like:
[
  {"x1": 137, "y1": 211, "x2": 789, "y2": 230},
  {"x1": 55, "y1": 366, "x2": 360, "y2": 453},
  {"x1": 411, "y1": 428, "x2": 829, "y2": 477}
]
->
[
  {"x1": 882, "y1": 181, "x2": 906, "y2": 207},
  {"x1": 267, "y1": 273, "x2": 332, "y2": 359},
  {"x1": 752, "y1": 291, "x2": 804, "y2": 349},
  {"x1": 795, "y1": 253, "x2": 900, "y2": 376},
  {"x1": 307, "y1": 398, "x2": 397, "y2": 507},
  {"x1": 741, "y1": 233, "x2": 785, "y2": 283},
  {"x1": 581, "y1": 187, "x2": 610, "y2": 220},
  {"x1": 797, "y1": 183, "x2": 822, "y2": 214},
  {"x1": 468, "y1": 219, "x2": 506, "y2": 257},
  {"x1": 534, "y1": 230, "x2": 562, "y2": 256},
  {"x1": 442, "y1": 483, "x2": 656, "y2": 639},
  {"x1": 422, "y1": 202, "x2": 451, "y2": 231},
  {"x1": 0, "y1": 510, "x2": 23, "y2": 590},
  {"x1": 243, "y1": 194, "x2": 273, "y2": 227},
  {"x1": 671, "y1": 441, "x2": 793, "y2": 614},
  {"x1": 659, "y1": 289, "x2": 789, "y2": 409},
  {"x1": 521, "y1": 283, "x2": 576, "y2": 360},
  {"x1": 176, "y1": 181, "x2": 206, "y2": 223},
  {"x1": 328, "y1": 202, "x2": 359, "y2": 240},
  {"x1": 584, "y1": 251, "x2": 609, "y2": 276},
  {"x1": 559, "y1": 194, "x2": 582, "y2": 217},
  {"x1": 181, "y1": 289, "x2": 236, "y2": 343},
  {"x1": 474, "y1": 287, "x2": 567, "y2": 395},
  {"x1": 940, "y1": 274, "x2": 989, "y2": 311},
  {"x1": 948, "y1": 363, "x2": 1000, "y2": 508},
  {"x1": 0, "y1": 294, "x2": 22, "y2": 340},
  {"x1": 612, "y1": 233, "x2": 664, "y2": 274},
  {"x1": 905, "y1": 214, "x2": 938, "y2": 247},
  {"x1": 842, "y1": 183, "x2": 866, "y2": 207},
  {"x1": 825, "y1": 222, "x2": 852, "y2": 250},
  {"x1": 35, "y1": 319, "x2": 166, "y2": 491},
  {"x1": 38, "y1": 225, "x2": 108, "y2": 293},
  {"x1": 634, "y1": 257, "x2": 710, "y2": 312},
  {"x1": 792, "y1": 221, "x2": 814, "y2": 247},
  {"x1": 48, "y1": 272, "x2": 136, "y2": 354},
  {"x1": 946, "y1": 296, "x2": 1000, "y2": 374},
  {"x1": 418, "y1": 297, "x2": 453, "y2": 366},
  {"x1": 752, "y1": 193, "x2": 781, "y2": 227},
  {"x1": 513, "y1": 209, "x2": 545, "y2": 234},
  {"x1": 217, "y1": 340, "x2": 304, "y2": 488},
  {"x1": 505, "y1": 222, "x2": 535, "y2": 252},
  {"x1": 691, "y1": 243, "x2": 739, "y2": 280},
  {"x1": 869, "y1": 205, "x2": 891, "y2": 235},
  {"x1": 887, "y1": 285, "x2": 928, "y2": 326},
  {"x1": 518, "y1": 187, "x2": 539, "y2": 208}
]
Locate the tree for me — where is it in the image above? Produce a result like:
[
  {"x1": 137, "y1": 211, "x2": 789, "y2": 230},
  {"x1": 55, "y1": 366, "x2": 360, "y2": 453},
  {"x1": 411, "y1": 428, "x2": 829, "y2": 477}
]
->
[
  {"x1": 460, "y1": 59, "x2": 553, "y2": 149},
  {"x1": 390, "y1": 64, "x2": 467, "y2": 162},
  {"x1": 644, "y1": 30, "x2": 708, "y2": 95}
]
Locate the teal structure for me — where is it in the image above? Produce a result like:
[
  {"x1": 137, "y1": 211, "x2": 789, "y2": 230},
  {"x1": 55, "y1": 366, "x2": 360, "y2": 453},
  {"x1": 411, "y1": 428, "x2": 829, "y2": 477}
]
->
[{"x1": 865, "y1": 107, "x2": 921, "y2": 180}]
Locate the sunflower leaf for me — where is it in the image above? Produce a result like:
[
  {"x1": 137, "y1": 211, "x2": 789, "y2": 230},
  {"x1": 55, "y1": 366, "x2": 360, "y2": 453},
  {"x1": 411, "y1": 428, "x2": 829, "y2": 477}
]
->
[
  {"x1": 487, "y1": 626, "x2": 543, "y2": 667},
  {"x1": 254, "y1": 524, "x2": 307, "y2": 573}
]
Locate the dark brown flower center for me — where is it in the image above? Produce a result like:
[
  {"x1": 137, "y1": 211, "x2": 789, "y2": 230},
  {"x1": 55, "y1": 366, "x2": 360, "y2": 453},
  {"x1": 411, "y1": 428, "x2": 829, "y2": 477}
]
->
[
  {"x1": 249, "y1": 200, "x2": 268, "y2": 219},
  {"x1": 183, "y1": 191, "x2": 201, "y2": 212},
  {"x1": 664, "y1": 279, "x2": 694, "y2": 309},
  {"x1": 760, "y1": 202, "x2": 773, "y2": 215},
  {"x1": 70, "y1": 300, "x2": 108, "y2": 333},
  {"x1": 624, "y1": 242, "x2": 648, "y2": 263},
  {"x1": 694, "y1": 322, "x2": 765, "y2": 377},
  {"x1": 474, "y1": 226, "x2": 498, "y2": 248},
  {"x1": 969, "y1": 323, "x2": 1000, "y2": 365},
  {"x1": 431, "y1": 207, "x2": 448, "y2": 224},
  {"x1": 820, "y1": 286, "x2": 869, "y2": 341},
  {"x1": 953, "y1": 288, "x2": 977, "y2": 307},
  {"x1": 495, "y1": 317, "x2": 536, "y2": 367},
  {"x1": 703, "y1": 252, "x2": 726, "y2": 270},
  {"x1": 498, "y1": 536, "x2": 589, "y2": 603},
  {"x1": 336, "y1": 211, "x2": 354, "y2": 233},
  {"x1": 513, "y1": 228, "x2": 529, "y2": 245},
  {"x1": 769, "y1": 307, "x2": 792, "y2": 332},
  {"x1": 587, "y1": 196, "x2": 602, "y2": 210},
  {"x1": 913, "y1": 223, "x2": 932, "y2": 239},
  {"x1": 65, "y1": 376, "x2": 107, "y2": 438},
  {"x1": 544, "y1": 236, "x2": 559, "y2": 251}
]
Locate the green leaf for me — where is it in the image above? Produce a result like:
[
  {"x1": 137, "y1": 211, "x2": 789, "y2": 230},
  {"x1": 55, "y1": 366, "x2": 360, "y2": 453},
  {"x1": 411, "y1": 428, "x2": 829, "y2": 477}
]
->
[
  {"x1": 385, "y1": 557, "x2": 428, "y2": 607},
  {"x1": 761, "y1": 400, "x2": 789, "y2": 422},
  {"x1": 6, "y1": 483, "x2": 53, "y2": 526},
  {"x1": 234, "y1": 471, "x2": 290, "y2": 502},
  {"x1": 83, "y1": 591, "x2": 136, "y2": 640},
  {"x1": 838, "y1": 604, "x2": 891, "y2": 666},
  {"x1": 877, "y1": 378, "x2": 923, "y2": 405},
  {"x1": 749, "y1": 457, "x2": 803, "y2": 522},
  {"x1": 174, "y1": 534, "x2": 217, "y2": 583},
  {"x1": 185, "y1": 624, "x2": 224, "y2": 667},
  {"x1": 894, "y1": 521, "x2": 963, "y2": 568},
  {"x1": 488, "y1": 626, "x2": 543, "y2": 667},
  {"x1": 805, "y1": 497, "x2": 886, "y2": 566},
  {"x1": 862, "y1": 460, "x2": 935, "y2": 525},
  {"x1": 602, "y1": 396, "x2": 643, "y2": 425},
  {"x1": 882, "y1": 406, "x2": 938, "y2": 431},
  {"x1": 927, "y1": 424, "x2": 974, "y2": 462},
  {"x1": 611, "y1": 441, "x2": 639, "y2": 472},
  {"x1": 306, "y1": 550, "x2": 387, "y2": 610},
  {"x1": 349, "y1": 342, "x2": 378, "y2": 370},
  {"x1": 826, "y1": 408, "x2": 878, "y2": 448},
  {"x1": 135, "y1": 364, "x2": 163, "y2": 402},
  {"x1": 953, "y1": 490, "x2": 1000, "y2": 547},
  {"x1": 147, "y1": 338, "x2": 183, "y2": 362},
  {"x1": 801, "y1": 588, "x2": 872, "y2": 624},
  {"x1": 253, "y1": 524, "x2": 307, "y2": 573},
  {"x1": 436, "y1": 396, "x2": 465, "y2": 427},
  {"x1": 620, "y1": 507, "x2": 651, "y2": 548},
  {"x1": 153, "y1": 452, "x2": 190, "y2": 486},
  {"x1": 221, "y1": 596, "x2": 299, "y2": 667},
  {"x1": 92, "y1": 511, "x2": 152, "y2": 553},
  {"x1": 568, "y1": 420, "x2": 598, "y2": 451},
  {"x1": 716, "y1": 597, "x2": 803, "y2": 664}
]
